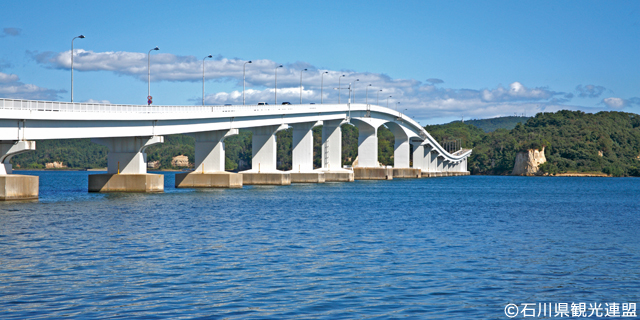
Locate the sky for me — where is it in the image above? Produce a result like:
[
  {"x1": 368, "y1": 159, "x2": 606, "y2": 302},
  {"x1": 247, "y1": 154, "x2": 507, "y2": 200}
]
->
[{"x1": 0, "y1": 0, "x2": 638, "y2": 124}]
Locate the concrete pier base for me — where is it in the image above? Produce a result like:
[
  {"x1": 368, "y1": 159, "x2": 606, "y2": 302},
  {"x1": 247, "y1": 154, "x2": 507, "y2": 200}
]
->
[
  {"x1": 392, "y1": 168, "x2": 421, "y2": 178},
  {"x1": 88, "y1": 173, "x2": 164, "y2": 192},
  {"x1": 175, "y1": 172, "x2": 242, "y2": 188},
  {"x1": 0, "y1": 174, "x2": 38, "y2": 201},
  {"x1": 317, "y1": 169, "x2": 355, "y2": 182},
  {"x1": 290, "y1": 172, "x2": 325, "y2": 183},
  {"x1": 422, "y1": 171, "x2": 469, "y2": 177},
  {"x1": 353, "y1": 167, "x2": 393, "y2": 180},
  {"x1": 241, "y1": 172, "x2": 291, "y2": 185}
]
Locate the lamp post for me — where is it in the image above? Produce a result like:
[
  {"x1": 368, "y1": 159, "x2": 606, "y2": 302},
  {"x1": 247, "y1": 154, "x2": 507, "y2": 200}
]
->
[
  {"x1": 387, "y1": 95, "x2": 392, "y2": 108},
  {"x1": 202, "y1": 54, "x2": 213, "y2": 106},
  {"x1": 377, "y1": 90, "x2": 382, "y2": 105},
  {"x1": 71, "y1": 35, "x2": 85, "y2": 102},
  {"x1": 396, "y1": 101, "x2": 400, "y2": 111},
  {"x1": 243, "y1": 60, "x2": 252, "y2": 105},
  {"x1": 299, "y1": 68, "x2": 307, "y2": 104},
  {"x1": 148, "y1": 46, "x2": 159, "y2": 102},
  {"x1": 352, "y1": 79, "x2": 359, "y2": 103},
  {"x1": 275, "y1": 64, "x2": 283, "y2": 105},
  {"x1": 321, "y1": 71, "x2": 328, "y2": 104},
  {"x1": 338, "y1": 74, "x2": 345, "y2": 104},
  {"x1": 365, "y1": 84, "x2": 372, "y2": 104}
]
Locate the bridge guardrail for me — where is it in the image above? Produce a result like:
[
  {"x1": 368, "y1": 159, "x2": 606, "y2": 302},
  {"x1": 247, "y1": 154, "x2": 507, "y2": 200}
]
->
[{"x1": 0, "y1": 98, "x2": 319, "y2": 114}]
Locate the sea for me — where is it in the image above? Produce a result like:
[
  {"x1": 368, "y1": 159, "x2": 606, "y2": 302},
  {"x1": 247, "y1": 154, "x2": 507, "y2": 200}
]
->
[{"x1": 1, "y1": 171, "x2": 639, "y2": 319}]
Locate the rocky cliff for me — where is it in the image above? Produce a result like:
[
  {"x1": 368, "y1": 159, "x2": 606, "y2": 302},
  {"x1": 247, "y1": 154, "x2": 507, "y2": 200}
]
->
[{"x1": 511, "y1": 147, "x2": 546, "y2": 175}]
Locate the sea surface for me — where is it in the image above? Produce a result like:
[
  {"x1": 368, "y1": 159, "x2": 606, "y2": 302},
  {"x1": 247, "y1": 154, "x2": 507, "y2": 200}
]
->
[{"x1": 1, "y1": 171, "x2": 639, "y2": 319}]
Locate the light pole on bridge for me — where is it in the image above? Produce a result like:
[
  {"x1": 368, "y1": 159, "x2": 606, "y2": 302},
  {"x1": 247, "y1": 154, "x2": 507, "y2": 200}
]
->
[
  {"x1": 148, "y1": 46, "x2": 159, "y2": 104},
  {"x1": 365, "y1": 84, "x2": 372, "y2": 105},
  {"x1": 275, "y1": 64, "x2": 283, "y2": 105},
  {"x1": 202, "y1": 54, "x2": 213, "y2": 106},
  {"x1": 71, "y1": 35, "x2": 85, "y2": 102},
  {"x1": 377, "y1": 90, "x2": 382, "y2": 105},
  {"x1": 352, "y1": 79, "x2": 359, "y2": 103},
  {"x1": 299, "y1": 68, "x2": 307, "y2": 104},
  {"x1": 320, "y1": 71, "x2": 328, "y2": 104},
  {"x1": 387, "y1": 95, "x2": 392, "y2": 108},
  {"x1": 338, "y1": 74, "x2": 345, "y2": 104},
  {"x1": 243, "y1": 60, "x2": 252, "y2": 105}
]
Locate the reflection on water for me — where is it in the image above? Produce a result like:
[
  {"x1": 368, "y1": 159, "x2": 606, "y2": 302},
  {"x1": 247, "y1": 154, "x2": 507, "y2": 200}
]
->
[{"x1": 1, "y1": 171, "x2": 639, "y2": 318}]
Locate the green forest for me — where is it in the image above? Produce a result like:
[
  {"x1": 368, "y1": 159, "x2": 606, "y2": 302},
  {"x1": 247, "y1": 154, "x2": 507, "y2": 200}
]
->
[
  {"x1": 427, "y1": 110, "x2": 640, "y2": 176},
  {"x1": 11, "y1": 110, "x2": 640, "y2": 176}
]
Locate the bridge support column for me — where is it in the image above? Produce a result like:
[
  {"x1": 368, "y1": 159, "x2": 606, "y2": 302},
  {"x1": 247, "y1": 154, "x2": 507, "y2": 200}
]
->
[
  {"x1": 412, "y1": 142, "x2": 423, "y2": 170},
  {"x1": 351, "y1": 120, "x2": 392, "y2": 180},
  {"x1": 391, "y1": 136, "x2": 420, "y2": 178},
  {"x1": 88, "y1": 136, "x2": 164, "y2": 192},
  {"x1": 0, "y1": 140, "x2": 38, "y2": 200},
  {"x1": 289, "y1": 122, "x2": 324, "y2": 183},
  {"x1": 419, "y1": 145, "x2": 433, "y2": 178},
  {"x1": 316, "y1": 120, "x2": 353, "y2": 182},
  {"x1": 176, "y1": 129, "x2": 242, "y2": 188},
  {"x1": 241, "y1": 124, "x2": 291, "y2": 185}
]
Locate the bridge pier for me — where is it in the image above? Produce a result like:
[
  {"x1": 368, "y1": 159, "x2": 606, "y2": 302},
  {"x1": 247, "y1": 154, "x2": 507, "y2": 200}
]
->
[
  {"x1": 241, "y1": 124, "x2": 291, "y2": 185},
  {"x1": 351, "y1": 120, "x2": 392, "y2": 180},
  {"x1": 175, "y1": 129, "x2": 242, "y2": 188},
  {"x1": 389, "y1": 123, "x2": 420, "y2": 178},
  {"x1": 0, "y1": 140, "x2": 38, "y2": 200},
  {"x1": 316, "y1": 120, "x2": 353, "y2": 182},
  {"x1": 289, "y1": 122, "x2": 324, "y2": 183},
  {"x1": 88, "y1": 136, "x2": 164, "y2": 192}
]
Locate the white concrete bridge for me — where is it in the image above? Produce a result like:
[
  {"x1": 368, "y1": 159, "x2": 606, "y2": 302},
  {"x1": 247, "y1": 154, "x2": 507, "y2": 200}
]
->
[{"x1": 0, "y1": 98, "x2": 471, "y2": 199}]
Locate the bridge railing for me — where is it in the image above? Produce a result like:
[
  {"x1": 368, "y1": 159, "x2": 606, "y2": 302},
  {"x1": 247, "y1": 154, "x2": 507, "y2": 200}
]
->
[{"x1": 0, "y1": 98, "x2": 320, "y2": 114}]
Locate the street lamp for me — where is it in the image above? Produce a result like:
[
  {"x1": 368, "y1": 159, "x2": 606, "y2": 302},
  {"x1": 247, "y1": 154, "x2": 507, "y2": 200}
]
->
[
  {"x1": 387, "y1": 95, "x2": 392, "y2": 108},
  {"x1": 352, "y1": 79, "x2": 359, "y2": 103},
  {"x1": 202, "y1": 54, "x2": 213, "y2": 106},
  {"x1": 396, "y1": 101, "x2": 400, "y2": 111},
  {"x1": 148, "y1": 46, "x2": 159, "y2": 103},
  {"x1": 377, "y1": 90, "x2": 382, "y2": 105},
  {"x1": 275, "y1": 64, "x2": 283, "y2": 105},
  {"x1": 338, "y1": 74, "x2": 345, "y2": 104},
  {"x1": 321, "y1": 71, "x2": 328, "y2": 104},
  {"x1": 365, "y1": 84, "x2": 372, "y2": 104},
  {"x1": 71, "y1": 35, "x2": 85, "y2": 102},
  {"x1": 299, "y1": 68, "x2": 307, "y2": 104},
  {"x1": 243, "y1": 60, "x2": 252, "y2": 105}
]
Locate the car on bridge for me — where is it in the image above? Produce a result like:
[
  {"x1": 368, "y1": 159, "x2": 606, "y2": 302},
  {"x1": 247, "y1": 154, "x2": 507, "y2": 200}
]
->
[
  {"x1": 258, "y1": 102, "x2": 268, "y2": 105},
  {"x1": 282, "y1": 102, "x2": 291, "y2": 105}
]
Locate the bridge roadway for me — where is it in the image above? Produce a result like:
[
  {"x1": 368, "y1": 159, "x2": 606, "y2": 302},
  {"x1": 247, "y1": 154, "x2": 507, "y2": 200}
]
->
[{"x1": 0, "y1": 98, "x2": 472, "y2": 200}]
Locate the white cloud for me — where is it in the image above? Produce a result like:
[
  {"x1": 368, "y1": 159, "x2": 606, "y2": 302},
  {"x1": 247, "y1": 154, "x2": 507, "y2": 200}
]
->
[
  {"x1": 0, "y1": 72, "x2": 64, "y2": 100},
  {"x1": 601, "y1": 97, "x2": 640, "y2": 109},
  {"x1": 36, "y1": 49, "x2": 633, "y2": 120}
]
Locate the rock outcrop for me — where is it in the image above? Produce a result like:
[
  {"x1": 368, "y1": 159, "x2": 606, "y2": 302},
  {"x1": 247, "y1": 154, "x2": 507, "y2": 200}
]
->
[
  {"x1": 171, "y1": 155, "x2": 189, "y2": 167},
  {"x1": 511, "y1": 147, "x2": 546, "y2": 176},
  {"x1": 147, "y1": 161, "x2": 160, "y2": 169},
  {"x1": 45, "y1": 161, "x2": 67, "y2": 169}
]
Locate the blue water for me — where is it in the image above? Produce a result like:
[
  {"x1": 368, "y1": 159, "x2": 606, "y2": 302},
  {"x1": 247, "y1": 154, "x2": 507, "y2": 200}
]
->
[{"x1": 1, "y1": 171, "x2": 639, "y2": 319}]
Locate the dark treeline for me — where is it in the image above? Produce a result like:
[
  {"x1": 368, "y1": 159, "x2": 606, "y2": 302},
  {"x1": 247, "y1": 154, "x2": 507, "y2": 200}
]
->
[{"x1": 12, "y1": 110, "x2": 640, "y2": 176}]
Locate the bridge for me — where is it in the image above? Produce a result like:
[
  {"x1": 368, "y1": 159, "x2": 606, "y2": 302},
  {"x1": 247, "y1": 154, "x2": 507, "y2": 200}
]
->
[{"x1": 0, "y1": 98, "x2": 471, "y2": 200}]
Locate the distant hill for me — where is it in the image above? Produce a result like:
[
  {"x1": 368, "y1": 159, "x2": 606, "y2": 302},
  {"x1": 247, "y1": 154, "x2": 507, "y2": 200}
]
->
[
  {"x1": 427, "y1": 110, "x2": 640, "y2": 176},
  {"x1": 453, "y1": 116, "x2": 531, "y2": 132}
]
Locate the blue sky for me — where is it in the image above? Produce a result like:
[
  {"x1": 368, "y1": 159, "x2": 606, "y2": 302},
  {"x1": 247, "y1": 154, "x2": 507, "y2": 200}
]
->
[{"x1": 1, "y1": 0, "x2": 638, "y2": 124}]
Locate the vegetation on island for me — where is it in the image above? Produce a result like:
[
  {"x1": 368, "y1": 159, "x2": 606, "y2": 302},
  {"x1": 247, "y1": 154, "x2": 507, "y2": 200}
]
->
[
  {"x1": 11, "y1": 110, "x2": 640, "y2": 177},
  {"x1": 427, "y1": 110, "x2": 640, "y2": 176}
]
